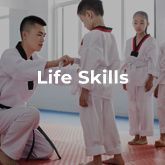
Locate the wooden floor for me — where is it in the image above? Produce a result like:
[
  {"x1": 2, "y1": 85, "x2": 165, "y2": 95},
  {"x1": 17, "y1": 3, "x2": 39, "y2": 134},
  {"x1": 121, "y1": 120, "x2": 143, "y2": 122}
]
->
[{"x1": 19, "y1": 124, "x2": 165, "y2": 165}]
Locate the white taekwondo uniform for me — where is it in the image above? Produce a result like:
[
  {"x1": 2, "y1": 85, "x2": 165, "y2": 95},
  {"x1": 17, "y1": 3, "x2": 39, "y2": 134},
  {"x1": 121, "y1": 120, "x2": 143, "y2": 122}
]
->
[
  {"x1": 0, "y1": 42, "x2": 54, "y2": 160},
  {"x1": 78, "y1": 26, "x2": 122, "y2": 156},
  {"x1": 157, "y1": 43, "x2": 165, "y2": 134},
  {"x1": 123, "y1": 35, "x2": 159, "y2": 136}
]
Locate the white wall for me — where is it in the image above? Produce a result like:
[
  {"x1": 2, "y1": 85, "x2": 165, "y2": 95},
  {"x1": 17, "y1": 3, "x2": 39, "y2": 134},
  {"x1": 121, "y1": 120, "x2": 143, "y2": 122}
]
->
[
  {"x1": 0, "y1": 0, "x2": 25, "y2": 9},
  {"x1": 0, "y1": 0, "x2": 48, "y2": 57},
  {"x1": 0, "y1": 0, "x2": 48, "y2": 10},
  {"x1": 9, "y1": 9, "x2": 28, "y2": 47},
  {"x1": 156, "y1": 0, "x2": 165, "y2": 45},
  {"x1": 8, "y1": 0, "x2": 48, "y2": 58}
]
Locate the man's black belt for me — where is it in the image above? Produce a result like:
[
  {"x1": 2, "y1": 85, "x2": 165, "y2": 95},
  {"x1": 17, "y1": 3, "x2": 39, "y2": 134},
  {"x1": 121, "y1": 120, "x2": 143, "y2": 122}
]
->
[
  {"x1": 0, "y1": 103, "x2": 61, "y2": 160},
  {"x1": 0, "y1": 104, "x2": 11, "y2": 109}
]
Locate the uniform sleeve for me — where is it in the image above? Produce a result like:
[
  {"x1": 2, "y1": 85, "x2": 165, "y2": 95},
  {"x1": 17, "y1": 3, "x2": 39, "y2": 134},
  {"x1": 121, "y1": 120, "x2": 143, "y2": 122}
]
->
[
  {"x1": 159, "y1": 45, "x2": 165, "y2": 73},
  {"x1": 80, "y1": 33, "x2": 103, "y2": 71},
  {"x1": 120, "y1": 40, "x2": 130, "y2": 72},
  {"x1": 107, "y1": 34, "x2": 120, "y2": 71},
  {"x1": 0, "y1": 50, "x2": 47, "y2": 81},
  {"x1": 79, "y1": 32, "x2": 104, "y2": 90},
  {"x1": 157, "y1": 45, "x2": 165, "y2": 83},
  {"x1": 145, "y1": 39, "x2": 159, "y2": 77}
]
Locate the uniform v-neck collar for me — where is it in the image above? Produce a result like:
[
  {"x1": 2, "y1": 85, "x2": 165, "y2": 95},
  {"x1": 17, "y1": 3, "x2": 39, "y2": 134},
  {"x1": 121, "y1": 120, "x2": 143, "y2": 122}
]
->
[
  {"x1": 16, "y1": 41, "x2": 34, "y2": 90},
  {"x1": 92, "y1": 26, "x2": 112, "y2": 32}
]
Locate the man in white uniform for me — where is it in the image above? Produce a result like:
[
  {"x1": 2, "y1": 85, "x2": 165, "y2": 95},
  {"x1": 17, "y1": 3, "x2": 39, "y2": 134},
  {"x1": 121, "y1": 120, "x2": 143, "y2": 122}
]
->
[
  {"x1": 77, "y1": 0, "x2": 124, "y2": 165},
  {"x1": 0, "y1": 15, "x2": 73, "y2": 165},
  {"x1": 154, "y1": 43, "x2": 165, "y2": 147}
]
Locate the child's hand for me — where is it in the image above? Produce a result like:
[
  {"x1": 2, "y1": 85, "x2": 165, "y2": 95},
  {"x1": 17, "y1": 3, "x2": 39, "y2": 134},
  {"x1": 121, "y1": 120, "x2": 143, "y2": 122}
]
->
[
  {"x1": 145, "y1": 74, "x2": 153, "y2": 92},
  {"x1": 154, "y1": 85, "x2": 159, "y2": 98},
  {"x1": 123, "y1": 84, "x2": 127, "y2": 91},
  {"x1": 79, "y1": 88, "x2": 89, "y2": 107}
]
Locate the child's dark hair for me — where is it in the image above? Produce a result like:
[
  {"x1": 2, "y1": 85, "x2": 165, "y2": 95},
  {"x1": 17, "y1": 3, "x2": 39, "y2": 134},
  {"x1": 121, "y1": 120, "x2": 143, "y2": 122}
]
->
[
  {"x1": 77, "y1": 0, "x2": 104, "y2": 16},
  {"x1": 20, "y1": 15, "x2": 46, "y2": 37}
]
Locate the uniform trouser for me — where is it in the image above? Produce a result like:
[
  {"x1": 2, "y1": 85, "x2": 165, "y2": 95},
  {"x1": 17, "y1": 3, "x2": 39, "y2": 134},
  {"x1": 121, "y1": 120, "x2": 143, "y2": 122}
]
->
[
  {"x1": 79, "y1": 95, "x2": 121, "y2": 156},
  {"x1": 157, "y1": 84, "x2": 165, "y2": 134},
  {"x1": 127, "y1": 86, "x2": 154, "y2": 136},
  {"x1": 0, "y1": 106, "x2": 53, "y2": 160}
]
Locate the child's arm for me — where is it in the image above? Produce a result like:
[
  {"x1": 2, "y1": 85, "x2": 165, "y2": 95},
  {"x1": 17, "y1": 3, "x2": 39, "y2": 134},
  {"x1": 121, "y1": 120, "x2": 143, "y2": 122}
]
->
[
  {"x1": 145, "y1": 74, "x2": 154, "y2": 92},
  {"x1": 122, "y1": 69, "x2": 127, "y2": 91},
  {"x1": 146, "y1": 39, "x2": 159, "y2": 79},
  {"x1": 121, "y1": 40, "x2": 130, "y2": 91},
  {"x1": 79, "y1": 88, "x2": 89, "y2": 107},
  {"x1": 154, "y1": 85, "x2": 159, "y2": 98},
  {"x1": 123, "y1": 84, "x2": 127, "y2": 91}
]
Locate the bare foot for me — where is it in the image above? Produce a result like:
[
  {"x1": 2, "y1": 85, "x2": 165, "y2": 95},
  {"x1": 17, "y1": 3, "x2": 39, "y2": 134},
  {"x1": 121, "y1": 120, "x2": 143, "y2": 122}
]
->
[
  {"x1": 160, "y1": 133, "x2": 165, "y2": 141},
  {"x1": 0, "y1": 149, "x2": 18, "y2": 165},
  {"x1": 79, "y1": 161, "x2": 101, "y2": 165},
  {"x1": 103, "y1": 156, "x2": 124, "y2": 165},
  {"x1": 155, "y1": 139, "x2": 165, "y2": 148},
  {"x1": 128, "y1": 136, "x2": 147, "y2": 145},
  {"x1": 128, "y1": 139, "x2": 138, "y2": 145},
  {"x1": 128, "y1": 135, "x2": 140, "y2": 145}
]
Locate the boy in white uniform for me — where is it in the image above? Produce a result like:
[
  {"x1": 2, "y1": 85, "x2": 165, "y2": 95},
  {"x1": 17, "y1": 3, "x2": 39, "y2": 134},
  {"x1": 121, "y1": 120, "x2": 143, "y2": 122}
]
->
[
  {"x1": 77, "y1": 0, "x2": 124, "y2": 165},
  {"x1": 154, "y1": 43, "x2": 165, "y2": 147},
  {"x1": 122, "y1": 11, "x2": 159, "y2": 145},
  {"x1": 0, "y1": 16, "x2": 73, "y2": 165}
]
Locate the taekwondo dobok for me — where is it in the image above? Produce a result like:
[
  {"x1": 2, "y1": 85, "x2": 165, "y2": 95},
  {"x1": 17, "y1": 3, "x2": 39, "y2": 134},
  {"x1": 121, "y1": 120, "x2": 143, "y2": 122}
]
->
[{"x1": 122, "y1": 34, "x2": 159, "y2": 137}]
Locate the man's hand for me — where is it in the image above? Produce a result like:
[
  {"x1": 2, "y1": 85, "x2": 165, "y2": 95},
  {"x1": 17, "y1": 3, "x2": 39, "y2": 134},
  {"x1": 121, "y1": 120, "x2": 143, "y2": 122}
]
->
[
  {"x1": 59, "y1": 55, "x2": 74, "y2": 67},
  {"x1": 79, "y1": 88, "x2": 89, "y2": 107},
  {"x1": 145, "y1": 74, "x2": 153, "y2": 92},
  {"x1": 45, "y1": 55, "x2": 74, "y2": 69}
]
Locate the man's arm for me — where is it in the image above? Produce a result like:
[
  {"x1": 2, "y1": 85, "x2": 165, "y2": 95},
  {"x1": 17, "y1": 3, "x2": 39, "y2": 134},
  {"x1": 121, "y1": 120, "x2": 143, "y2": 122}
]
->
[{"x1": 45, "y1": 55, "x2": 74, "y2": 69}]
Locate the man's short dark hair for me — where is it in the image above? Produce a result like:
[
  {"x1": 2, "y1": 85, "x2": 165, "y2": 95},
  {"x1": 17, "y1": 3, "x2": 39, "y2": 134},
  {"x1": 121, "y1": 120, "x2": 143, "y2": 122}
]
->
[
  {"x1": 77, "y1": 0, "x2": 104, "y2": 16},
  {"x1": 20, "y1": 15, "x2": 46, "y2": 37}
]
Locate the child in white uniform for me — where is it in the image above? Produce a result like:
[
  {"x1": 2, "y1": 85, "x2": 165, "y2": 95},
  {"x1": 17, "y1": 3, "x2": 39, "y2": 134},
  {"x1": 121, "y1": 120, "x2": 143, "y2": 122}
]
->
[
  {"x1": 122, "y1": 11, "x2": 159, "y2": 145},
  {"x1": 154, "y1": 42, "x2": 165, "y2": 147},
  {"x1": 77, "y1": 0, "x2": 124, "y2": 165}
]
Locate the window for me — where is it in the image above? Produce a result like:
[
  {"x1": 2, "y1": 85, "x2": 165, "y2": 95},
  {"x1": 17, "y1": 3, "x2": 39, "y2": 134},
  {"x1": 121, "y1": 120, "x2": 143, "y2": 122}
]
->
[
  {"x1": 54, "y1": 0, "x2": 80, "y2": 58},
  {"x1": 0, "y1": 7, "x2": 9, "y2": 57},
  {"x1": 57, "y1": 4, "x2": 79, "y2": 58}
]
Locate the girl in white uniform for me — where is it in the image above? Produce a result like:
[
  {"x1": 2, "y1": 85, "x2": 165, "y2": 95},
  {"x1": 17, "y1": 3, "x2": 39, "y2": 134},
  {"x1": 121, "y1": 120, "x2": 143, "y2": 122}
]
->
[
  {"x1": 122, "y1": 11, "x2": 159, "y2": 145},
  {"x1": 154, "y1": 43, "x2": 165, "y2": 147},
  {"x1": 77, "y1": 0, "x2": 124, "y2": 165}
]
